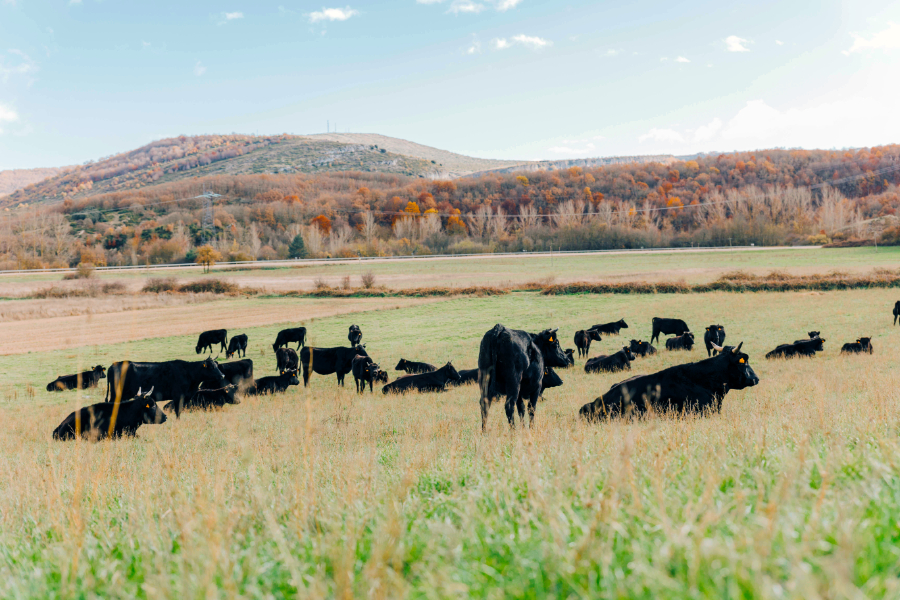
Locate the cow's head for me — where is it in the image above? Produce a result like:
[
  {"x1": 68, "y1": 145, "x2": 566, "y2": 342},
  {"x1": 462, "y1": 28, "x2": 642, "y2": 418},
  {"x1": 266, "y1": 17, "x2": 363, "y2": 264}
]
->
[
  {"x1": 283, "y1": 369, "x2": 301, "y2": 386},
  {"x1": 443, "y1": 361, "x2": 461, "y2": 381},
  {"x1": 201, "y1": 356, "x2": 226, "y2": 381},
  {"x1": 395, "y1": 359, "x2": 407, "y2": 371},
  {"x1": 536, "y1": 328, "x2": 569, "y2": 367},
  {"x1": 808, "y1": 331, "x2": 821, "y2": 339},
  {"x1": 622, "y1": 347, "x2": 636, "y2": 361},
  {"x1": 859, "y1": 337, "x2": 872, "y2": 350},
  {"x1": 629, "y1": 339, "x2": 647, "y2": 354},
  {"x1": 564, "y1": 348, "x2": 575, "y2": 365},
  {"x1": 588, "y1": 329, "x2": 603, "y2": 342},
  {"x1": 94, "y1": 365, "x2": 107, "y2": 378},
  {"x1": 711, "y1": 342, "x2": 759, "y2": 390},
  {"x1": 813, "y1": 337, "x2": 826, "y2": 351},
  {"x1": 617, "y1": 319, "x2": 629, "y2": 328},
  {"x1": 136, "y1": 387, "x2": 167, "y2": 425},
  {"x1": 374, "y1": 369, "x2": 389, "y2": 384},
  {"x1": 542, "y1": 366, "x2": 563, "y2": 390}
]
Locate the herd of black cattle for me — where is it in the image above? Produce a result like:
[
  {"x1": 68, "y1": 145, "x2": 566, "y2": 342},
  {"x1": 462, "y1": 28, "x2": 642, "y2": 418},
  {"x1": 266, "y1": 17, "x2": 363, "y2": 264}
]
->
[{"x1": 46, "y1": 299, "x2": 900, "y2": 440}]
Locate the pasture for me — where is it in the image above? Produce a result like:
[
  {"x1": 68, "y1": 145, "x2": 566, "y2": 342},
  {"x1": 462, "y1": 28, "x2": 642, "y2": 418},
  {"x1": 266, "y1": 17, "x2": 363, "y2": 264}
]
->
[{"x1": 1, "y1": 285, "x2": 899, "y2": 598}]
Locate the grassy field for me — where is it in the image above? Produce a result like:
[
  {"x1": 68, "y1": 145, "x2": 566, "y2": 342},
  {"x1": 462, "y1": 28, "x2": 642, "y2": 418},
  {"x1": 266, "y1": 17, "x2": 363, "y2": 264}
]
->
[
  {"x1": 2, "y1": 288, "x2": 900, "y2": 597},
  {"x1": 3, "y1": 246, "x2": 900, "y2": 296}
]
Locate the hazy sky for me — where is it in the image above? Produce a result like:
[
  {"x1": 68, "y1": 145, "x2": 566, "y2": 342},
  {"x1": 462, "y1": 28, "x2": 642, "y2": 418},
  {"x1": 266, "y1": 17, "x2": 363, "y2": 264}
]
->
[{"x1": 1, "y1": 0, "x2": 898, "y2": 169}]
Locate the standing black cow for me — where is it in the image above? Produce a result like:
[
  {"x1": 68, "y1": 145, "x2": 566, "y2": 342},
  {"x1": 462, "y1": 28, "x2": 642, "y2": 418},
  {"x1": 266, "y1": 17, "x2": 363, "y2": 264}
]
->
[
  {"x1": 591, "y1": 319, "x2": 629, "y2": 336},
  {"x1": 382, "y1": 362, "x2": 461, "y2": 394},
  {"x1": 226, "y1": 334, "x2": 248, "y2": 358},
  {"x1": 246, "y1": 370, "x2": 301, "y2": 395},
  {"x1": 207, "y1": 359, "x2": 254, "y2": 387},
  {"x1": 584, "y1": 347, "x2": 637, "y2": 373},
  {"x1": 573, "y1": 329, "x2": 602, "y2": 358},
  {"x1": 46, "y1": 365, "x2": 106, "y2": 392},
  {"x1": 53, "y1": 387, "x2": 167, "y2": 440},
  {"x1": 105, "y1": 357, "x2": 226, "y2": 404},
  {"x1": 704, "y1": 325, "x2": 726, "y2": 356},
  {"x1": 651, "y1": 318, "x2": 690, "y2": 345},
  {"x1": 276, "y1": 348, "x2": 299, "y2": 375},
  {"x1": 395, "y1": 358, "x2": 436, "y2": 374},
  {"x1": 352, "y1": 355, "x2": 381, "y2": 393},
  {"x1": 348, "y1": 325, "x2": 363, "y2": 345},
  {"x1": 273, "y1": 327, "x2": 307, "y2": 351},
  {"x1": 666, "y1": 332, "x2": 696, "y2": 351},
  {"x1": 300, "y1": 345, "x2": 368, "y2": 386},
  {"x1": 765, "y1": 337, "x2": 826, "y2": 359},
  {"x1": 196, "y1": 329, "x2": 227, "y2": 354},
  {"x1": 165, "y1": 384, "x2": 239, "y2": 417},
  {"x1": 894, "y1": 302, "x2": 900, "y2": 325},
  {"x1": 628, "y1": 340, "x2": 657, "y2": 357},
  {"x1": 478, "y1": 324, "x2": 569, "y2": 430},
  {"x1": 580, "y1": 342, "x2": 759, "y2": 420},
  {"x1": 841, "y1": 337, "x2": 873, "y2": 354}
]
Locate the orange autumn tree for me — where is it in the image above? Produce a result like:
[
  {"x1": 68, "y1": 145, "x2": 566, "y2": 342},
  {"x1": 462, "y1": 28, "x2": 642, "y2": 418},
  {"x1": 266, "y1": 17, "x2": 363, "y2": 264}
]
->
[{"x1": 310, "y1": 215, "x2": 332, "y2": 234}]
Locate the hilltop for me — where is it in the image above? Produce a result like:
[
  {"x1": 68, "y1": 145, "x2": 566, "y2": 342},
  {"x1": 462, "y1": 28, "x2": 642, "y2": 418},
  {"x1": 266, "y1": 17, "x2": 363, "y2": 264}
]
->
[{"x1": 0, "y1": 167, "x2": 70, "y2": 197}]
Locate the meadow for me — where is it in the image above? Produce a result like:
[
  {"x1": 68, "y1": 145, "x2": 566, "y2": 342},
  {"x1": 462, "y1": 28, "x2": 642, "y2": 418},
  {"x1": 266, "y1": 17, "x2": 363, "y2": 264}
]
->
[{"x1": 1, "y1": 281, "x2": 899, "y2": 598}]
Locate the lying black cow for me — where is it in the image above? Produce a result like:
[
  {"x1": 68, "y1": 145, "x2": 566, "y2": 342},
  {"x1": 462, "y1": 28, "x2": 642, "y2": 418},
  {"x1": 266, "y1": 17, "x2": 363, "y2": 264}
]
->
[
  {"x1": 246, "y1": 370, "x2": 300, "y2": 395},
  {"x1": 300, "y1": 345, "x2": 368, "y2": 386},
  {"x1": 382, "y1": 362, "x2": 461, "y2": 394},
  {"x1": 276, "y1": 347, "x2": 299, "y2": 374},
  {"x1": 53, "y1": 387, "x2": 167, "y2": 440},
  {"x1": 348, "y1": 324, "x2": 363, "y2": 345},
  {"x1": 894, "y1": 302, "x2": 900, "y2": 326},
  {"x1": 165, "y1": 384, "x2": 238, "y2": 417},
  {"x1": 105, "y1": 357, "x2": 226, "y2": 404},
  {"x1": 629, "y1": 340, "x2": 657, "y2": 357},
  {"x1": 704, "y1": 325, "x2": 726, "y2": 356},
  {"x1": 395, "y1": 358, "x2": 436, "y2": 374},
  {"x1": 478, "y1": 324, "x2": 569, "y2": 430},
  {"x1": 450, "y1": 368, "x2": 479, "y2": 386},
  {"x1": 208, "y1": 359, "x2": 254, "y2": 387},
  {"x1": 574, "y1": 329, "x2": 602, "y2": 358},
  {"x1": 226, "y1": 334, "x2": 248, "y2": 358},
  {"x1": 563, "y1": 348, "x2": 575, "y2": 367},
  {"x1": 373, "y1": 368, "x2": 388, "y2": 385},
  {"x1": 666, "y1": 332, "x2": 695, "y2": 351},
  {"x1": 584, "y1": 347, "x2": 637, "y2": 373},
  {"x1": 793, "y1": 331, "x2": 821, "y2": 344},
  {"x1": 765, "y1": 337, "x2": 825, "y2": 359},
  {"x1": 580, "y1": 342, "x2": 759, "y2": 420},
  {"x1": 273, "y1": 327, "x2": 306, "y2": 351},
  {"x1": 651, "y1": 317, "x2": 690, "y2": 345},
  {"x1": 46, "y1": 365, "x2": 106, "y2": 392},
  {"x1": 196, "y1": 329, "x2": 227, "y2": 354},
  {"x1": 352, "y1": 355, "x2": 381, "y2": 393},
  {"x1": 841, "y1": 337, "x2": 873, "y2": 355},
  {"x1": 591, "y1": 319, "x2": 628, "y2": 336}
]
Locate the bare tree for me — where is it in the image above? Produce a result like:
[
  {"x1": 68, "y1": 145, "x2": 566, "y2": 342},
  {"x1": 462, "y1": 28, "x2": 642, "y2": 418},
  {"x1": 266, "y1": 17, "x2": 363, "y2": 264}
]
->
[
  {"x1": 466, "y1": 206, "x2": 492, "y2": 238},
  {"x1": 361, "y1": 210, "x2": 377, "y2": 244},
  {"x1": 393, "y1": 217, "x2": 417, "y2": 242},
  {"x1": 517, "y1": 205, "x2": 540, "y2": 230},
  {"x1": 490, "y1": 208, "x2": 508, "y2": 239}
]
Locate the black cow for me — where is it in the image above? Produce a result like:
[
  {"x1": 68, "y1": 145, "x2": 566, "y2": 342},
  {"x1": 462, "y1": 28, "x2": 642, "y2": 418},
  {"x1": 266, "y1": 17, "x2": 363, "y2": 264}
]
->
[
  {"x1": 894, "y1": 302, "x2": 900, "y2": 325},
  {"x1": 300, "y1": 345, "x2": 368, "y2": 386},
  {"x1": 793, "y1": 331, "x2": 821, "y2": 344},
  {"x1": 165, "y1": 384, "x2": 239, "y2": 417},
  {"x1": 273, "y1": 327, "x2": 307, "y2": 351},
  {"x1": 584, "y1": 347, "x2": 637, "y2": 373},
  {"x1": 450, "y1": 368, "x2": 479, "y2": 386},
  {"x1": 395, "y1": 358, "x2": 436, "y2": 374},
  {"x1": 841, "y1": 337, "x2": 873, "y2": 355},
  {"x1": 196, "y1": 329, "x2": 227, "y2": 354},
  {"x1": 373, "y1": 368, "x2": 389, "y2": 384},
  {"x1": 590, "y1": 319, "x2": 629, "y2": 336},
  {"x1": 207, "y1": 359, "x2": 254, "y2": 387},
  {"x1": 46, "y1": 365, "x2": 106, "y2": 392},
  {"x1": 563, "y1": 348, "x2": 575, "y2": 367},
  {"x1": 352, "y1": 355, "x2": 381, "y2": 393},
  {"x1": 478, "y1": 324, "x2": 569, "y2": 430},
  {"x1": 53, "y1": 387, "x2": 167, "y2": 440},
  {"x1": 666, "y1": 332, "x2": 696, "y2": 351},
  {"x1": 541, "y1": 367, "x2": 563, "y2": 396},
  {"x1": 348, "y1": 324, "x2": 363, "y2": 345},
  {"x1": 276, "y1": 347, "x2": 299, "y2": 375},
  {"x1": 105, "y1": 357, "x2": 226, "y2": 404},
  {"x1": 573, "y1": 329, "x2": 602, "y2": 358},
  {"x1": 579, "y1": 342, "x2": 759, "y2": 420},
  {"x1": 226, "y1": 334, "x2": 248, "y2": 358},
  {"x1": 651, "y1": 317, "x2": 690, "y2": 345},
  {"x1": 765, "y1": 337, "x2": 826, "y2": 359},
  {"x1": 382, "y1": 362, "x2": 461, "y2": 394},
  {"x1": 704, "y1": 325, "x2": 726, "y2": 356},
  {"x1": 246, "y1": 370, "x2": 301, "y2": 395},
  {"x1": 628, "y1": 340, "x2": 657, "y2": 357}
]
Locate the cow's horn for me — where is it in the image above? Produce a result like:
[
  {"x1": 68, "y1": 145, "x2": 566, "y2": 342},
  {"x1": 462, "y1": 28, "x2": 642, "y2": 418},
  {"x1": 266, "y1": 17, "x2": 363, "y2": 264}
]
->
[
  {"x1": 137, "y1": 387, "x2": 142, "y2": 395},
  {"x1": 146, "y1": 386, "x2": 154, "y2": 396},
  {"x1": 733, "y1": 342, "x2": 743, "y2": 354},
  {"x1": 711, "y1": 342, "x2": 724, "y2": 351},
  {"x1": 551, "y1": 328, "x2": 559, "y2": 333}
]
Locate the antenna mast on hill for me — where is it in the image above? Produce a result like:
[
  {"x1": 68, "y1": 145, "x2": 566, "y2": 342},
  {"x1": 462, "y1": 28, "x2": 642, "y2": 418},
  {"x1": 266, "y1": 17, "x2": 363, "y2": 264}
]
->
[{"x1": 193, "y1": 190, "x2": 222, "y2": 245}]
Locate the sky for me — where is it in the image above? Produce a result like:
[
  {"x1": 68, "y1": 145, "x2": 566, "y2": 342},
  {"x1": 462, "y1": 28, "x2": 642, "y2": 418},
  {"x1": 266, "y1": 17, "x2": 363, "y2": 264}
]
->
[{"x1": 0, "y1": 0, "x2": 898, "y2": 170}]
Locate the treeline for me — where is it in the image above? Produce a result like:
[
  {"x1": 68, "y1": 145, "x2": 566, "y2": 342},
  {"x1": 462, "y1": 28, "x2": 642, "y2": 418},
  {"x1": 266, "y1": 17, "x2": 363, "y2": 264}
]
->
[{"x1": 2, "y1": 146, "x2": 899, "y2": 269}]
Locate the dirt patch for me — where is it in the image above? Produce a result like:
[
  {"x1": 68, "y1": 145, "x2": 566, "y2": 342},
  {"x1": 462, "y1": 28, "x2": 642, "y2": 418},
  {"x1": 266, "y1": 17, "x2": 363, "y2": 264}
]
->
[{"x1": 0, "y1": 297, "x2": 444, "y2": 355}]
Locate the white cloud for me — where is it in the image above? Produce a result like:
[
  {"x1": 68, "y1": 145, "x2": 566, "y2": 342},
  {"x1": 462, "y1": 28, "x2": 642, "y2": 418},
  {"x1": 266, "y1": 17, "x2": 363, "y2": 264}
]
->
[
  {"x1": 224, "y1": 11, "x2": 243, "y2": 20},
  {"x1": 725, "y1": 35, "x2": 750, "y2": 52},
  {"x1": 775, "y1": 40, "x2": 784, "y2": 46},
  {"x1": 496, "y1": 0, "x2": 522, "y2": 10},
  {"x1": 493, "y1": 35, "x2": 550, "y2": 50},
  {"x1": 448, "y1": 0, "x2": 484, "y2": 14},
  {"x1": 692, "y1": 118, "x2": 722, "y2": 142},
  {"x1": 418, "y1": 0, "x2": 522, "y2": 12},
  {"x1": 676, "y1": 56, "x2": 690, "y2": 63},
  {"x1": 467, "y1": 40, "x2": 481, "y2": 54},
  {"x1": 0, "y1": 104, "x2": 18, "y2": 134},
  {"x1": 194, "y1": 61, "x2": 206, "y2": 76},
  {"x1": 602, "y1": 49, "x2": 621, "y2": 57},
  {"x1": 844, "y1": 22, "x2": 900, "y2": 54},
  {"x1": 309, "y1": 7, "x2": 359, "y2": 23},
  {"x1": 492, "y1": 38, "x2": 511, "y2": 50},
  {"x1": 0, "y1": 50, "x2": 37, "y2": 83},
  {"x1": 659, "y1": 57, "x2": 668, "y2": 62},
  {"x1": 639, "y1": 128, "x2": 685, "y2": 144}
]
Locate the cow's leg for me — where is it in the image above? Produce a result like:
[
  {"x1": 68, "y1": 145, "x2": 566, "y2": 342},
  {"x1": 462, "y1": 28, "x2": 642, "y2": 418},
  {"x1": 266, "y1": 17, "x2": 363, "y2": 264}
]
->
[
  {"x1": 504, "y1": 381, "x2": 521, "y2": 428},
  {"x1": 302, "y1": 365, "x2": 310, "y2": 387},
  {"x1": 526, "y1": 391, "x2": 539, "y2": 425},
  {"x1": 515, "y1": 396, "x2": 525, "y2": 422},
  {"x1": 480, "y1": 397, "x2": 491, "y2": 431}
]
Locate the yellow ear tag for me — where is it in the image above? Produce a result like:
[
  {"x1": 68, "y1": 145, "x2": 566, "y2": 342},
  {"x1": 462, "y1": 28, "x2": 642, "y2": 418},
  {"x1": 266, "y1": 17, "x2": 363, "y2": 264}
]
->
[
  {"x1": 739, "y1": 358, "x2": 745, "y2": 363},
  {"x1": 146, "y1": 403, "x2": 150, "y2": 408}
]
